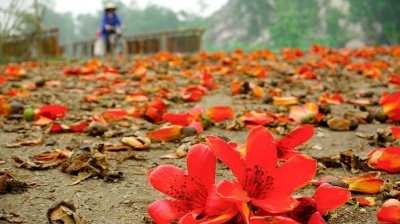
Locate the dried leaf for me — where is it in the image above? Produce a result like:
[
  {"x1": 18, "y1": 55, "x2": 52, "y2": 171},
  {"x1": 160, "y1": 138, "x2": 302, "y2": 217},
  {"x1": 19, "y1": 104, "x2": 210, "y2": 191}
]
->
[
  {"x1": 47, "y1": 200, "x2": 87, "y2": 224},
  {"x1": 6, "y1": 138, "x2": 43, "y2": 148}
]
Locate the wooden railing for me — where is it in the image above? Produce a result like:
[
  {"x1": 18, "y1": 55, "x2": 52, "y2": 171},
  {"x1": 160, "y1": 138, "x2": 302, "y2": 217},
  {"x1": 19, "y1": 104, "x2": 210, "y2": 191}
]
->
[
  {"x1": 1, "y1": 28, "x2": 59, "y2": 59},
  {"x1": 1, "y1": 27, "x2": 204, "y2": 60},
  {"x1": 60, "y1": 28, "x2": 205, "y2": 57}
]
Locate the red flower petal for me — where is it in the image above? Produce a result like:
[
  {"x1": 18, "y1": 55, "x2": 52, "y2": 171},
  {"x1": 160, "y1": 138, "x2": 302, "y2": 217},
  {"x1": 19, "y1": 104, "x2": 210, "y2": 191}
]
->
[
  {"x1": 148, "y1": 199, "x2": 188, "y2": 224},
  {"x1": 125, "y1": 93, "x2": 149, "y2": 102},
  {"x1": 204, "y1": 185, "x2": 237, "y2": 217},
  {"x1": 50, "y1": 122, "x2": 63, "y2": 133},
  {"x1": 289, "y1": 103, "x2": 318, "y2": 123},
  {"x1": 69, "y1": 121, "x2": 88, "y2": 132},
  {"x1": 163, "y1": 112, "x2": 193, "y2": 126},
  {"x1": 187, "y1": 144, "x2": 216, "y2": 193},
  {"x1": 147, "y1": 125, "x2": 183, "y2": 141},
  {"x1": 205, "y1": 106, "x2": 234, "y2": 122},
  {"x1": 148, "y1": 164, "x2": 207, "y2": 208},
  {"x1": 372, "y1": 147, "x2": 400, "y2": 173},
  {"x1": 251, "y1": 216, "x2": 300, "y2": 224},
  {"x1": 377, "y1": 199, "x2": 400, "y2": 223},
  {"x1": 216, "y1": 180, "x2": 250, "y2": 203},
  {"x1": 189, "y1": 120, "x2": 203, "y2": 134},
  {"x1": 390, "y1": 126, "x2": 400, "y2": 139},
  {"x1": 206, "y1": 136, "x2": 245, "y2": 183},
  {"x1": 346, "y1": 179, "x2": 384, "y2": 194},
  {"x1": 103, "y1": 109, "x2": 129, "y2": 121},
  {"x1": 273, "y1": 154, "x2": 317, "y2": 195},
  {"x1": 37, "y1": 105, "x2": 68, "y2": 120},
  {"x1": 277, "y1": 125, "x2": 314, "y2": 160},
  {"x1": 33, "y1": 116, "x2": 53, "y2": 126},
  {"x1": 308, "y1": 212, "x2": 326, "y2": 224},
  {"x1": 245, "y1": 126, "x2": 277, "y2": 178},
  {"x1": 313, "y1": 183, "x2": 350, "y2": 214},
  {"x1": 251, "y1": 192, "x2": 299, "y2": 214}
]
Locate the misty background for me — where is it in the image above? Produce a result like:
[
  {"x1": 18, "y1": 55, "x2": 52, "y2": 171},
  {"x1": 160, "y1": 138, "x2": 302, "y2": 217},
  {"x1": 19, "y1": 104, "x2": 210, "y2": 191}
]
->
[{"x1": 1, "y1": 0, "x2": 399, "y2": 52}]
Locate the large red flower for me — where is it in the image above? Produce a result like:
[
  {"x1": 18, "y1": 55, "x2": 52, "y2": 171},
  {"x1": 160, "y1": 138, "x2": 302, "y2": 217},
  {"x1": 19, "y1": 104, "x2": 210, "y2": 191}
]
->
[
  {"x1": 206, "y1": 126, "x2": 317, "y2": 222},
  {"x1": 147, "y1": 144, "x2": 236, "y2": 223}
]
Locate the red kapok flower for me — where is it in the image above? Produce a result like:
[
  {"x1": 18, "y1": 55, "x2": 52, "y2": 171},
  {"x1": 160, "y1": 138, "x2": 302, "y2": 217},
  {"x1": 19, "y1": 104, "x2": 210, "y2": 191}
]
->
[
  {"x1": 389, "y1": 126, "x2": 400, "y2": 139},
  {"x1": 147, "y1": 144, "x2": 236, "y2": 223},
  {"x1": 206, "y1": 126, "x2": 317, "y2": 222},
  {"x1": 368, "y1": 147, "x2": 400, "y2": 173},
  {"x1": 379, "y1": 91, "x2": 400, "y2": 122},
  {"x1": 37, "y1": 105, "x2": 68, "y2": 120},
  {"x1": 377, "y1": 199, "x2": 400, "y2": 223},
  {"x1": 205, "y1": 105, "x2": 234, "y2": 122}
]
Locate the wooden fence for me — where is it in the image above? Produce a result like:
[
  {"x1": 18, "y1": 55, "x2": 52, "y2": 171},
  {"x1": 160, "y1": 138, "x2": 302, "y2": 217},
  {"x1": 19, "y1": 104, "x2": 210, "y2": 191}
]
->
[
  {"x1": 1, "y1": 27, "x2": 204, "y2": 60},
  {"x1": 60, "y1": 28, "x2": 205, "y2": 58},
  {"x1": 1, "y1": 28, "x2": 59, "y2": 59}
]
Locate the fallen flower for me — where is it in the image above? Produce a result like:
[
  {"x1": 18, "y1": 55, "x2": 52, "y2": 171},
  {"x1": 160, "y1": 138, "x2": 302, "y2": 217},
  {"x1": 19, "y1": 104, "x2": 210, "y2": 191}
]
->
[
  {"x1": 376, "y1": 199, "x2": 400, "y2": 223},
  {"x1": 37, "y1": 105, "x2": 68, "y2": 120},
  {"x1": 205, "y1": 105, "x2": 234, "y2": 122},
  {"x1": 148, "y1": 144, "x2": 236, "y2": 223},
  {"x1": 341, "y1": 172, "x2": 384, "y2": 194},
  {"x1": 351, "y1": 196, "x2": 376, "y2": 206},
  {"x1": 379, "y1": 91, "x2": 400, "y2": 122},
  {"x1": 206, "y1": 126, "x2": 317, "y2": 221},
  {"x1": 389, "y1": 126, "x2": 400, "y2": 139},
  {"x1": 238, "y1": 110, "x2": 274, "y2": 129},
  {"x1": 147, "y1": 125, "x2": 183, "y2": 142},
  {"x1": 368, "y1": 147, "x2": 400, "y2": 173},
  {"x1": 311, "y1": 171, "x2": 383, "y2": 194},
  {"x1": 289, "y1": 102, "x2": 320, "y2": 124}
]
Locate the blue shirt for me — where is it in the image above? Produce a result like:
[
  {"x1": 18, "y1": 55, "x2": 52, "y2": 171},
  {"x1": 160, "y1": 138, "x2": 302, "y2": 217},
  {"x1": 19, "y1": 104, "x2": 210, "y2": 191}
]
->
[{"x1": 100, "y1": 12, "x2": 122, "y2": 38}]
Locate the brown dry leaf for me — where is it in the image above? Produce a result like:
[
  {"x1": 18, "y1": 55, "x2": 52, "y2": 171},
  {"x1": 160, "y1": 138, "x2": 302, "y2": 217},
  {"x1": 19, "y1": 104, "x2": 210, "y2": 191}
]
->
[
  {"x1": 161, "y1": 143, "x2": 190, "y2": 159},
  {"x1": 104, "y1": 144, "x2": 132, "y2": 151},
  {"x1": 33, "y1": 148, "x2": 73, "y2": 164},
  {"x1": 121, "y1": 136, "x2": 151, "y2": 150},
  {"x1": 118, "y1": 152, "x2": 146, "y2": 162},
  {"x1": 6, "y1": 138, "x2": 43, "y2": 148},
  {"x1": 339, "y1": 149, "x2": 371, "y2": 173},
  {"x1": 67, "y1": 172, "x2": 93, "y2": 186},
  {"x1": 0, "y1": 172, "x2": 33, "y2": 194},
  {"x1": 61, "y1": 144, "x2": 123, "y2": 185},
  {"x1": 47, "y1": 200, "x2": 87, "y2": 224},
  {"x1": 313, "y1": 155, "x2": 342, "y2": 168},
  {"x1": 0, "y1": 211, "x2": 23, "y2": 223},
  {"x1": 11, "y1": 156, "x2": 61, "y2": 169}
]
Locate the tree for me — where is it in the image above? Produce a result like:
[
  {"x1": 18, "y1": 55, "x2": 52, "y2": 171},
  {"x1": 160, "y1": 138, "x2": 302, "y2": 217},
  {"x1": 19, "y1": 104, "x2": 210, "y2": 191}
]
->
[{"x1": 348, "y1": 0, "x2": 400, "y2": 45}]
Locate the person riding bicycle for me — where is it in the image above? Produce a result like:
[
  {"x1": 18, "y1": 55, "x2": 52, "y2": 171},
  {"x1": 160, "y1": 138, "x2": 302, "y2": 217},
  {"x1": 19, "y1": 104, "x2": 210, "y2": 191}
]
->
[{"x1": 101, "y1": 2, "x2": 123, "y2": 57}]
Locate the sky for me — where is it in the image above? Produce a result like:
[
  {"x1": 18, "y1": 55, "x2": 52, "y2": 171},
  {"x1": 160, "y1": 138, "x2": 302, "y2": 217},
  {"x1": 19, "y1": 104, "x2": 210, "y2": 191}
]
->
[{"x1": 53, "y1": 0, "x2": 228, "y2": 17}]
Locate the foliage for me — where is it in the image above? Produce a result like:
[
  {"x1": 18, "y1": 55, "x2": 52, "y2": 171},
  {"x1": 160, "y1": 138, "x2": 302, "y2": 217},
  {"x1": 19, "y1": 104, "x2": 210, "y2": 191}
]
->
[{"x1": 347, "y1": 0, "x2": 400, "y2": 45}]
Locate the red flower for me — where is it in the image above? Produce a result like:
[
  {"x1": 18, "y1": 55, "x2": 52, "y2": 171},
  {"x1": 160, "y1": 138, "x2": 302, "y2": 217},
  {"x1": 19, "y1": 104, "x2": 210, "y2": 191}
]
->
[
  {"x1": 147, "y1": 144, "x2": 236, "y2": 223},
  {"x1": 206, "y1": 126, "x2": 317, "y2": 222},
  {"x1": 37, "y1": 105, "x2": 68, "y2": 120},
  {"x1": 368, "y1": 147, "x2": 400, "y2": 173},
  {"x1": 205, "y1": 106, "x2": 234, "y2": 122},
  {"x1": 379, "y1": 91, "x2": 400, "y2": 122},
  {"x1": 377, "y1": 199, "x2": 400, "y2": 223}
]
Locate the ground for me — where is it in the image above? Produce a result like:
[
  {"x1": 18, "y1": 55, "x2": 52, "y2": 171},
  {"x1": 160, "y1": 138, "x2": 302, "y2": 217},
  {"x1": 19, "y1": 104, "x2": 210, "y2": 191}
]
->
[{"x1": 1, "y1": 48, "x2": 399, "y2": 224}]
